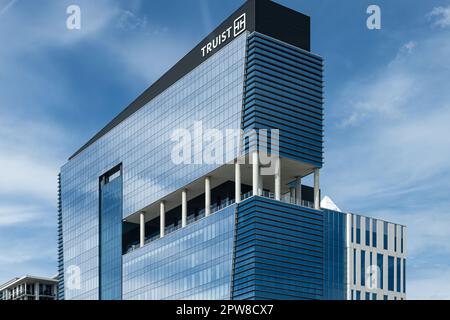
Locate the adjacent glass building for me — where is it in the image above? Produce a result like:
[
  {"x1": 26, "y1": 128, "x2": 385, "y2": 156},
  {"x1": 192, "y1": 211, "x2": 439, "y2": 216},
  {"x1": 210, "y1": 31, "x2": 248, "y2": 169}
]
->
[{"x1": 58, "y1": 0, "x2": 406, "y2": 300}]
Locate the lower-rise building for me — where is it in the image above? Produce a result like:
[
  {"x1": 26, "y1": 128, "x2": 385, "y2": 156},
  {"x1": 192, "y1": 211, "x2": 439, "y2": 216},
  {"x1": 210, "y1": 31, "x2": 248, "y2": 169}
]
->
[
  {"x1": 0, "y1": 275, "x2": 58, "y2": 301},
  {"x1": 323, "y1": 199, "x2": 407, "y2": 300}
]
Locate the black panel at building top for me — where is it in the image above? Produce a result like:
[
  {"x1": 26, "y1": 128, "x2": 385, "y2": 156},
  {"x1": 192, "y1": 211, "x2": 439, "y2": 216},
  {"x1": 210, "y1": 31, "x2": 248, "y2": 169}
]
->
[{"x1": 70, "y1": 0, "x2": 311, "y2": 160}]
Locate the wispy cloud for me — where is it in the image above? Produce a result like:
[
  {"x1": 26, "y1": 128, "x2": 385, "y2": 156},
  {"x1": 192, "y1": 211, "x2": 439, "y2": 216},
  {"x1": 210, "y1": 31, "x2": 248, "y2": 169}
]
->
[
  {"x1": 327, "y1": 30, "x2": 450, "y2": 195},
  {"x1": 0, "y1": 205, "x2": 52, "y2": 227},
  {"x1": 116, "y1": 9, "x2": 148, "y2": 30},
  {"x1": 0, "y1": 0, "x2": 17, "y2": 17},
  {"x1": 408, "y1": 266, "x2": 450, "y2": 300},
  {"x1": 428, "y1": 5, "x2": 450, "y2": 28},
  {"x1": 0, "y1": 115, "x2": 68, "y2": 205},
  {"x1": 399, "y1": 41, "x2": 417, "y2": 54},
  {"x1": 102, "y1": 7, "x2": 192, "y2": 83},
  {"x1": 0, "y1": 228, "x2": 56, "y2": 278},
  {"x1": 336, "y1": 40, "x2": 424, "y2": 128}
]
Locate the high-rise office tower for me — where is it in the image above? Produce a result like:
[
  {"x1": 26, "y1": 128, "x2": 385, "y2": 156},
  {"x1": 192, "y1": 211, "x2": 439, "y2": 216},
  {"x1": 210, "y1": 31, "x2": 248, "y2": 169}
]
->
[{"x1": 58, "y1": 0, "x2": 406, "y2": 300}]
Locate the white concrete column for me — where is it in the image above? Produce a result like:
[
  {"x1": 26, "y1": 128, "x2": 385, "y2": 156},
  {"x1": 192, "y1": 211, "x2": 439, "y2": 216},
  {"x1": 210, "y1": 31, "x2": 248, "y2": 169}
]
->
[
  {"x1": 140, "y1": 211, "x2": 145, "y2": 247},
  {"x1": 295, "y1": 177, "x2": 302, "y2": 205},
  {"x1": 235, "y1": 161, "x2": 241, "y2": 203},
  {"x1": 160, "y1": 201, "x2": 165, "y2": 238},
  {"x1": 182, "y1": 189, "x2": 187, "y2": 227},
  {"x1": 258, "y1": 175, "x2": 263, "y2": 196},
  {"x1": 35, "y1": 282, "x2": 39, "y2": 300},
  {"x1": 274, "y1": 157, "x2": 281, "y2": 201},
  {"x1": 314, "y1": 169, "x2": 320, "y2": 210},
  {"x1": 252, "y1": 151, "x2": 259, "y2": 196},
  {"x1": 345, "y1": 213, "x2": 352, "y2": 300},
  {"x1": 289, "y1": 187, "x2": 295, "y2": 204},
  {"x1": 205, "y1": 177, "x2": 211, "y2": 217}
]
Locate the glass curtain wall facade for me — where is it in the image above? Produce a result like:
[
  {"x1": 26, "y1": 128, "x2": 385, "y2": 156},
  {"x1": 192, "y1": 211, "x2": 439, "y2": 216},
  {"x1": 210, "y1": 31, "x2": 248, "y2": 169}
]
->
[
  {"x1": 99, "y1": 167, "x2": 123, "y2": 300},
  {"x1": 323, "y1": 209, "x2": 346, "y2": 300},
  {"x1": 233, "y1": 197, "x2": 324, "y2": 300},
  {"x1": 243, "y1": 33, "x2": 323, "y2": 167},
  {"x1": 60, "y1": 33, "x2": 247, "y2": 300},
  {"x1": 123, "y1": 205, "x2": 235, "y2": 300}
]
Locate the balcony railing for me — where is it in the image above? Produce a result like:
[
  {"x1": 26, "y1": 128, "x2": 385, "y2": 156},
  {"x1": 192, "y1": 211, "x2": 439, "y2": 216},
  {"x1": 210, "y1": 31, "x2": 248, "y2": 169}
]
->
[
  {"x1": 125, "y1": 191, "x2": 316, "y2": 253},
  {"x1": 243, "y1": 190, "x2": 315, "y2": 209}
]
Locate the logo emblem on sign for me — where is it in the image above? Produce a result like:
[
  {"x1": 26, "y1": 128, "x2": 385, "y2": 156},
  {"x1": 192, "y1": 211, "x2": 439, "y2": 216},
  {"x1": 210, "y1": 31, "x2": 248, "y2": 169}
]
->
[{"x1": 234, "y1": 13, "x2": 246, "y2": 37}]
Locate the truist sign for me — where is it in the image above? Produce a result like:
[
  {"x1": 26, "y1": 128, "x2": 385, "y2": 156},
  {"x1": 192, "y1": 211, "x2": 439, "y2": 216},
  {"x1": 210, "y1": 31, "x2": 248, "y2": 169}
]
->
[{"x1": 201, "y1": 13, "x2": 246, "y2": 57}]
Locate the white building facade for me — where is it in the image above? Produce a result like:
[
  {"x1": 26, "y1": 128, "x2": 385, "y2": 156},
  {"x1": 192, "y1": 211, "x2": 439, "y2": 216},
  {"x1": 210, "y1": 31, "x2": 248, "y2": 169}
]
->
[
  {"x1": 0, "y1": 275, "x2": 58, "y2": 301},
  {"x1": 347, "y1": 214, "x2": 407, "y2": 300}
]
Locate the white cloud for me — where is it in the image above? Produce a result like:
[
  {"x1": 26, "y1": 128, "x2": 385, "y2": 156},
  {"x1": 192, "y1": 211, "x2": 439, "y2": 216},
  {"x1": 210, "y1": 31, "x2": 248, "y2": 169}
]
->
[
  {"x1": 101, "y1": 8, "x2": 192, "y2": 84},
  {"x1": 369, "y1": 205, "x2": 450, "y2": 255},
  {"x1": 109, "y1": 34, "x2": 191, "y2": 84},
  {"x1": 0, "y1": 115, "x2": 68, "y2": 205},
  {"x1": 0, "y1": 155, "x2": 58, "y2": 204},
  {"x1": 0, "y1": 245, "x2": 53, "y2": 265},
  {"x1": 408, "y1": 267, "x2": 450, "y2": 300},
  {"x1": 0, "y1": 231, "x2": 56, "y2": 283},
  {"x1": 338, "y1": 72, "x2": 415, "y2": 127},
  {"x1": 327, "y1": 30, "x2": 450, "y2": 187},
  {"x1": 0, "y1": 0, "x2": 17, "y2": 17},
  {"x1": 337, "y1": 40, "x2": 427, "y2": 128},
  {"x1": 428, "y1": 5, "x2": 450, "y2": 28},
  {"x1": 0, "y1": 205, "x2": 52, "y2": 227},
  {"x1": 116, "y1": 9, "x2": 148, "y2": 30},
  {"x1": 400, "y1": 41, "x2": 417, "y2": 54},
  {"x1": 0, "y1": 0, "x2": 121, "y2": 52}
]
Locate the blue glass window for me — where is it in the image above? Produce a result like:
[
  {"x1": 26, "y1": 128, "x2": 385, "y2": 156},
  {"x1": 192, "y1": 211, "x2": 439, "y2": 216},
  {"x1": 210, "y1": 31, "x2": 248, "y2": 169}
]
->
[
  {"x1": 401, "y1": 227, "x2": 404, "y2": 253},
  {"x1": 365, "y1": 217, "x2": 370, "y2": 246},
  {"x1": 365, "y1": 292, "x2": 370, "y2": 300},
  {"x1": 372, "y1": 293, "x2": 377, "y2": 300},
  {"x1": 351, "y1": 215, "x2": 354, "y2": 243},
  {"x1": 383, "y1": 222, "x2": 388, "y2": 250},
  {"x1": 377, "y1": 253, "x2": 383, "y2": 290},
  {"x1": 353, "y1": 249, "x2": 357, "y2": 285},
  {"x1": 396, "y1": 257, "x2": 401, "y2": 293},
  {"x1": 372, "y1": 220, "x2": 377, "y2": 248},
  {"x1": 356, "y1": 216, "x2": 361, "y2": 244},
  {"x1": 388, "y1": 256, "x2": 394, "y2": 291},
  {"x1": 100, "y1": 167, "x2": 123, "y2": 300},
  {"x1": 394, "y1": 226, "x2": 397, "y2": 252},
  {"x1": 361, "y1": 250, "x2": 366, "y2": 287},
  {"x1": 356, "y1": 290, "x2": 361, "y2": 300}
]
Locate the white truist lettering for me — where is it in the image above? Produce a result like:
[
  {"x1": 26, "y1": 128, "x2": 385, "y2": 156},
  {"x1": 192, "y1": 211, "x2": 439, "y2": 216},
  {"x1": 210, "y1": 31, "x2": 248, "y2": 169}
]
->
[{"x1": 201, "y1": 15, "x2": 246, "y2": 58}]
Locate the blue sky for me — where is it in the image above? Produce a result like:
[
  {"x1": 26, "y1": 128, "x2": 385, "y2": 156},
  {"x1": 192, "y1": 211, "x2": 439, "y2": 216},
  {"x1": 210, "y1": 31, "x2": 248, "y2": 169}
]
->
[{"x1": 0, "y1": 0, "x2": 450, "y2": 299}]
